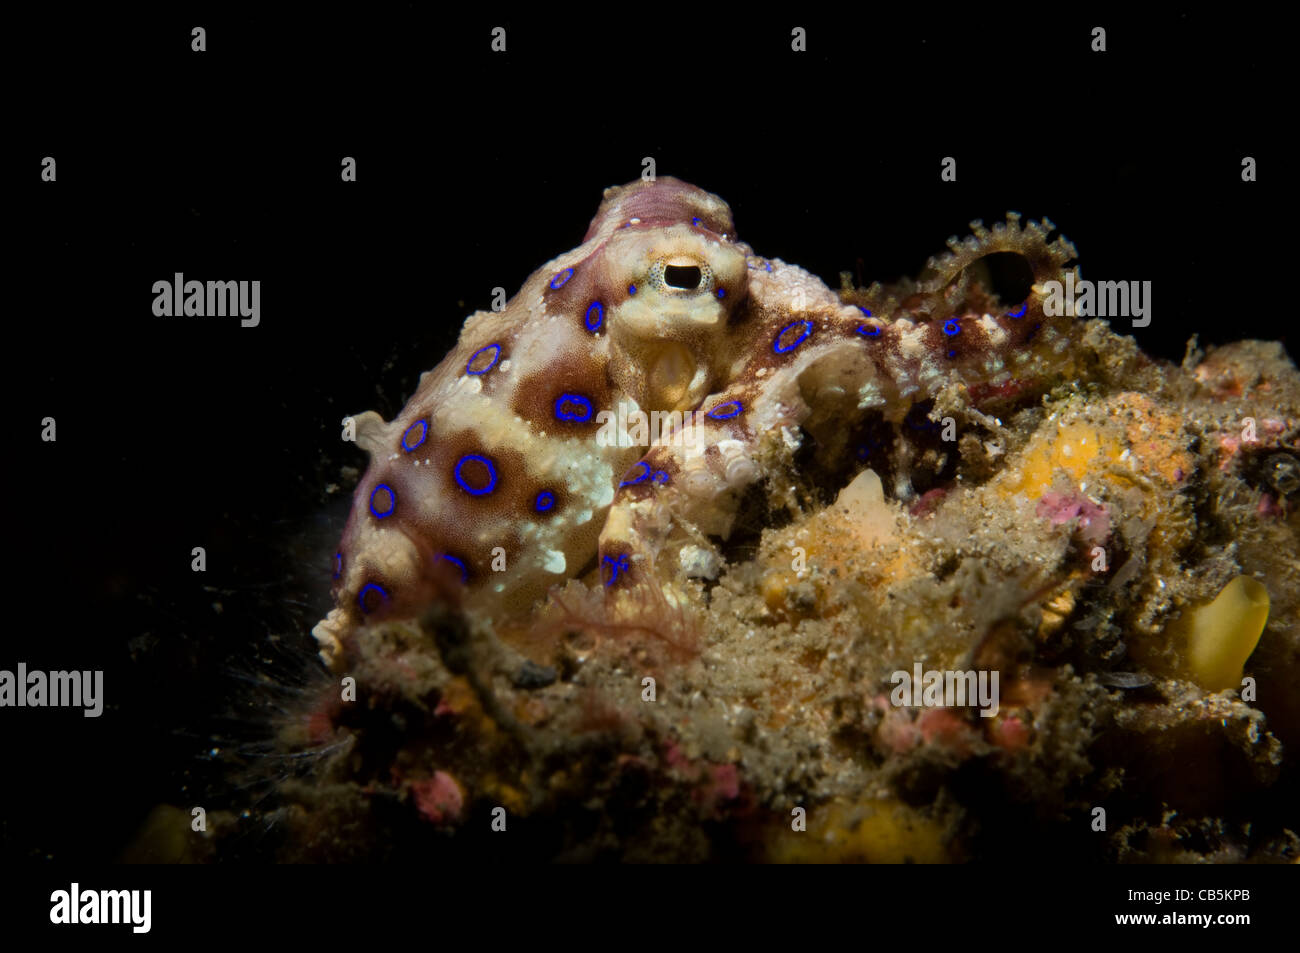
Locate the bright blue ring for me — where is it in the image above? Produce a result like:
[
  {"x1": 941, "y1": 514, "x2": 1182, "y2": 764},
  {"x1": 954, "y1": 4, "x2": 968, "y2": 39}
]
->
[
  {"x1": 692, "y1": 217, "x2": 701, "y2": 226},
  {"x1": 466, "y1": 343, "x2": 501, "y2": 375},
  {"x1": 774, "y1": 319, "x2": 813, "y2": 354},
  {"x1": 627, "y1": 284, "x2": 637, "y2": 295},
  {"x1": 535, "y1": 491, "x2": 555, "y2": 512},
  {"x1": 555, "y1": 394, "x2": 593, "y2": 422},
  {"x1": 857, "y1": 324, "x2": 882, "y2": 337},
  {"x1": 943, "y1": 319, "x2": 961, "y2": 336},
  {"x1": 651, "y1": 470, "x2": 670, "y2": 484},
  {"x1": 441, "y1": 554, "x2": 468, "y2": 583},
  {"x1": 549, "y1": 268, "x2": 574, "y2": 290},
  {"x1": 1007, "y1": 302, "x2": 1027, "y2": 318},
  {"x1": 717, "y1": 289, "x2": 726, "y2": 299},
  {"x1": 857, "y1": 307, "x2": 873, "y2": 317},
  {"x1": 707, "y1": 400, "x2": 743, "y2": 420},
  {"x1": 454, "y1": 454, "x2": 498, "y2": 495},
  {"x1": 369, "y1": 483, "x2": 396, "y2": 519},
  {"x1": 619, "y1": 462, "x2": 651, "y2": 487},
  {"x1": 358, "y1": 582, "x2": 388, "y2": 614},
  {"x1": 401, "y1": 419, "x2": 428, "y2": 452},
  {"x1": 584, "y1": 301, "x2": 604, "y2": 332}
]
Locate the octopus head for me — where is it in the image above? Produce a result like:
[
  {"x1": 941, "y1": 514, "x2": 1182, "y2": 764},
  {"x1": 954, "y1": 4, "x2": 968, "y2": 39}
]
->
[{"x1": 587, "y1": 177, "x2": 750, "y2": 411}]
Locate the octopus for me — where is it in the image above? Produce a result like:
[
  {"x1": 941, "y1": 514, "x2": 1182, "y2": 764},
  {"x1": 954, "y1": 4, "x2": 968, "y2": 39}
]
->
[{"x1": 312, "y1": 176, "x2": 1083, "y2": 667}]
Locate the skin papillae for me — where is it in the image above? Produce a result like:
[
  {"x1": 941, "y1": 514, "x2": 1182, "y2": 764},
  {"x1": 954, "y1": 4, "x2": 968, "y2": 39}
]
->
[{"x1": 312, "y1": 177, "x2": 1082, "y2": 668}]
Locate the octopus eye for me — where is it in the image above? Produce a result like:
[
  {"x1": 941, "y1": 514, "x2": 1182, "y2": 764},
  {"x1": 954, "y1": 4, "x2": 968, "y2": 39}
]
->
[{"x1": 664, "y1": 264, "x2": 702, "y2": 290}]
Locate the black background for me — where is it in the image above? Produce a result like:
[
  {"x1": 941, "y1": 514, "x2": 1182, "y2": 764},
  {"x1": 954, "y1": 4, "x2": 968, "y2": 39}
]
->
[{"x1": 4, "y1": 4, "x2": 1284, "y2": 879}]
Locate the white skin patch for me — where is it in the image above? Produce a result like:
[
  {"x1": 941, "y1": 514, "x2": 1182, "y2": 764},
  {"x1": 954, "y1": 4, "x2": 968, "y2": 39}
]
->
[{"x1": 978, "y1": 314, "x2": 1007, "y2": 346}]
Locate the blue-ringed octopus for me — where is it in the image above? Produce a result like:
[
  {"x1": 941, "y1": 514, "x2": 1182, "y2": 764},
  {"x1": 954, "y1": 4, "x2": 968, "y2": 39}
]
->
[{"x1": 312, "y1": 177, "x2": 1081, "y2": 667}]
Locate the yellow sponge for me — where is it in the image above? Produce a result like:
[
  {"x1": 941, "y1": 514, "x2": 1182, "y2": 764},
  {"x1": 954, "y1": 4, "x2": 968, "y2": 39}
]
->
[{"x1": 1178, "y1": 576, "x2": 1270, "y2": 692}]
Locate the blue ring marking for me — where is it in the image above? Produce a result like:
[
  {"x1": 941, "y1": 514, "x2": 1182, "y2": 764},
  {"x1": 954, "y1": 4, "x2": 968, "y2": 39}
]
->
[
  {"x1": 466, "y1": 343, "x2": 501, "y2": 375},
  {"x1": 358, "y1": 582, "x2": 388, "y2": 614},
  {"x1": 692, "y1": 217, "x2": 701, "y2": 227},
  {"x1": 603, "y1": 554, "x2": 631, "y2": 587},
  {"x1": 651, "y1": 470, "x2": 670, "y2": 484},
  {"x1": 947, "y1": 350, "x2": 958, "y2": 359},
  {"x1": 1007, "y1": 302, "x2": 1027, "y2": 318},
  {"x1": 706, "y1": 400, "x2": 743, "y2": 420},
  {"x1": 333, "y1": 552, "x2": 343, "y2": 580},
  {"x1": 549, "y1": 268, "x2": 574, "y2": 290},
  {"x1": 619, "y1": 461, "x2": 651, "y2": 487},
  {"x1": 369, "y1": 483, "x2": 396, "y2": 519},
  {"x1": 716, "y1": 288, "x2": 726, "y2": 299},
  {"x1": 535, "y1": 491, "x2": 555, "y2": 512},
  {"x1": 584, "y1": 301, "x2": 604, "y2": 332},
  {"x1": 441, "y1": 554, "x2": 468, "y2": 583},
  {"x1": 454, "y1": 454, "x2": 498, "y2": 495},
  {"x1": 943, "y1": 319, "x2": 961, "y2": 336},
  {"x1": 857, "y1": 323, "x2": 882, "y2": 337},
  {"x1": 401, "y1": 419, "x2": 428, "y2": 452},
  {"x1": 627, "y1": 283, "x2": 637, "y2": 295},
  {"x1": 554, "y1": 393, "x2": 593, "y2": 422},
  {"x1": 774, "y1": 319, "x2": 813, "y2": 354},
  {"x1": 857, "y1": 307, "x2": 873, "y2": 317}
]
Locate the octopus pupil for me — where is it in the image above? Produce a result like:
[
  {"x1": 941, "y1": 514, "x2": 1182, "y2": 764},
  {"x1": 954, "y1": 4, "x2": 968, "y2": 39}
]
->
[{"x1": 664, "y1": 265, "x2": 702, "y2": 289}]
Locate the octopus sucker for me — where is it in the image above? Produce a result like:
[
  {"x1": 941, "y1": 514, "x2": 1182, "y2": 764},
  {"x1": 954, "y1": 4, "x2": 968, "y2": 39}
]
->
[{"x1": 314, "y1": 178, "x2": 1089, "y2": 666}]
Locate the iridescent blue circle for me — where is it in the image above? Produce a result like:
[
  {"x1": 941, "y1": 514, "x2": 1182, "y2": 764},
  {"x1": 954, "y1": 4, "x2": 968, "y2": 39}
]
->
[
  {"x1": 584, "y1": 301, "x2": 604, "y2": 332},
  {"x1": 535, "y1": 491, "x2": 555, "y2": 512},
  {"x1": 454, "y1": 454, "x2": 498, "y2": 495},
  {"x1": 358, "y1": 582, "x2": 388, "y2": 614},
  {"x1": 716, "y1": 288, "x2": 726, "y2": 299},
  {"x1": 651, "y1": 470, "x2": 670, "y2": 484},
  {"x1": 943, "y1": 319, "x2": 961, "y2": 336},
  {"x1": 627, "y1": 284, "x2": 637, "y2": 295},
  {"x1": 619, "y1": 462, "x2": 651, "y2": 487},
  {"x1": 555, "y1": 393, "x2": 593, "y2": 422},
  {"x1": 857, "y1": 323, "x2": 882, "y2": 337},
  {"x1": 401, "y1": 419, "x2": 428, "y2": 452},
  {"x1": 550, "y1": 268, "x2": 574, "y2": 290},
  {"x1": 774, "y1": 319, "x2": 813, "y2": 354},
  {"x1": 369, "y1": 483, "x2": 396, "y2": 519},
  {"x1": 1007, "y1": 302, "x2": 1027, "y2": 318},
  {"x1": 707, "y1": 400, "x2": 743, "y2": 420},
  {"x1": 692, "y1": 217, "x2": 701, "y2": 227},
  {"x1": 441, "y1": 554, "x2": 468, "y2": 583},
  {"x1": 858, "y1": 306, "x2": 873, "y2": 317},
  {"x1": 466, "y1": 343, "x2": 501, "y2": 375}
]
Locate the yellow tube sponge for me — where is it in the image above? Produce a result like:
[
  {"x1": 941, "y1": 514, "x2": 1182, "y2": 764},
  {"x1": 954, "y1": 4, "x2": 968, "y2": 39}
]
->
[{"x1": 1177, "y1": 576, "x2": 1270, "y2": 692}]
